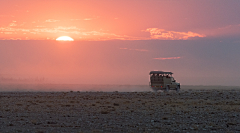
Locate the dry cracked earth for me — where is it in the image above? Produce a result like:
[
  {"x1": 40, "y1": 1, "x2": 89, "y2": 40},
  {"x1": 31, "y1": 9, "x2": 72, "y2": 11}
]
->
[{"x1": 0, "y1": 90, "x2": 240, "y2": 133}]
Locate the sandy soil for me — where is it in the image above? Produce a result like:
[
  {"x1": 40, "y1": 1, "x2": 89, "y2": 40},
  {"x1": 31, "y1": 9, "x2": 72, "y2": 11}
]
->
[{"x1": 0, "y1": 90, "x2": 240, "y2": 133}]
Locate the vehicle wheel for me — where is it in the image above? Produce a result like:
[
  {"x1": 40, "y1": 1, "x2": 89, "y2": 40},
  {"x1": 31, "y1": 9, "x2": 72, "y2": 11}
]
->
[
  {"x1": 176, "y1": 85, "x2": 180, "y2": 92},
  {"x1": 165, "y1": 85, "x2": 169, "y2": 92}
]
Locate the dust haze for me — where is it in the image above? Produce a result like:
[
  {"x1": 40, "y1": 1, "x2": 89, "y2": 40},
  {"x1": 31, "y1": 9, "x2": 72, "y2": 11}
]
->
[{"x1": 0, "y1": 40, "x2": 240, "y2": 91}]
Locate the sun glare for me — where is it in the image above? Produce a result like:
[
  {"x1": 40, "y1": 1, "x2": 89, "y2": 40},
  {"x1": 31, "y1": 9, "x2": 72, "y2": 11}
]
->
[{"x1": 56, "y1": 36, "x2": 74, "y2": 41}]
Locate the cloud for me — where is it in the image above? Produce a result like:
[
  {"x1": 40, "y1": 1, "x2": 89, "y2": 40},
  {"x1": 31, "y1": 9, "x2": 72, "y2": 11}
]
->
[
  {"x1": 9, "y1": 23, "x2": 17, "y2": 27},
  {"x1": 0, "y1": 25, "x2": 140, "y2": 40},
  {"x1": 4, "y1": 32, "x2": 13, "y2": 34},
  {"x1": 0, "y1": 21, "x2": 148, "y2": 40},
  {"x1": 55, "y1": 26, "x2": 81, "y2": 30},
  {"x1": 45, "y1": 19, "x2": 60, "y2": 22},
  {"x1": 144, "y1": 28, "x2": 206, "y2": 40},
  {"x1": 119, "y1": 48, "x2": 148, "y2": 52},
  {"x1": 9, "y1": 38, "x2": 21, "y2": 40},
  {"x1": 134, "y1": 49, "x2": 149, "y2": 52},
  {"x1": 35, "y1": 26, "x2": 45, "y2": 28},
  {"x1": 83, "y1": 16, "x2": 99, "y2": 21},
  {"x1": 83, "y1": 18, "x2": 92, "y2": 21},
  {"x1": 203, "y1": 24, "x2": 240, "y2": 37},
  {"x1": 154, "y1": 57, "x2": 181, "y2": 60},
  {"x1": 0, "y1": 26, "x2": 81, "y2": 36},
  {"x1": 31, "y1": 26, "x2": 83, "y2": 34},
  {"x1": 0, "y1": 27, "x2": 29, "y2": 32}
]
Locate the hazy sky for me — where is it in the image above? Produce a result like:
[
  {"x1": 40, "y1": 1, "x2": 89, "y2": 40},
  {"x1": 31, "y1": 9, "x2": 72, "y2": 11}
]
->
[{"x1": 0, "y1": 0, "x2": 240, "y2": 86}]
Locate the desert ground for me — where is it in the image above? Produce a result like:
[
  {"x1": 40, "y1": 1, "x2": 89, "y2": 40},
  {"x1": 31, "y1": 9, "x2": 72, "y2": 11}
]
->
[{"x1": 0, "y1": 88, "x2": 240, "y2": 132}]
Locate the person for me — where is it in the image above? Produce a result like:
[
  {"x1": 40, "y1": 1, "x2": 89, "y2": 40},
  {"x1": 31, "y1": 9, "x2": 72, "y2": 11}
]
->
[{"x1": 150, "y1": 74, "x2": 155, "y2": 80}]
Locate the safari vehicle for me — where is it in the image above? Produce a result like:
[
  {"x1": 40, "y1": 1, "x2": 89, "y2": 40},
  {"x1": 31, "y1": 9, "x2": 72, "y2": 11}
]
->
[{"x1": 149, "y1": 71, "x2": 180, "y2": 92}]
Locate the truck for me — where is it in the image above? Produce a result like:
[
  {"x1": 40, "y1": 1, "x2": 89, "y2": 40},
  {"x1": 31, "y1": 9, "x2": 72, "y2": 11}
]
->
[{"x1": 149, "y1": 71, "x2": 180, "y2": 92}]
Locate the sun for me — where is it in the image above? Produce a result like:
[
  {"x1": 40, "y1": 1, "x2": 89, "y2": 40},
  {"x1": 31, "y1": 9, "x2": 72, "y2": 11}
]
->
[{"x1": 56, "y1": 36, "x2": 74, "y2": 41}]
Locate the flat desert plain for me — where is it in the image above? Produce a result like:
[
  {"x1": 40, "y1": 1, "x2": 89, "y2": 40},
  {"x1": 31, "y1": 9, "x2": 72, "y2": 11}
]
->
[{"x1": 0, "y1": 89, "x2": 240, "y2": 132}]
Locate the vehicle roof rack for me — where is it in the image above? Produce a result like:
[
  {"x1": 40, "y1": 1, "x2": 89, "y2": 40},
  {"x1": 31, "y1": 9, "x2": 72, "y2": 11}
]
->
[{"x1": 149, "y1": 71, "x2": 173, "y2": 75}]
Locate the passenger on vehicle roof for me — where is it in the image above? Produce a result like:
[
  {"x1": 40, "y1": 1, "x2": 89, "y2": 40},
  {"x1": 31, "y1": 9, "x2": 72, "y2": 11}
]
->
[{"x1": 150, "y1": 74, "x2": 155, "y2": 78}]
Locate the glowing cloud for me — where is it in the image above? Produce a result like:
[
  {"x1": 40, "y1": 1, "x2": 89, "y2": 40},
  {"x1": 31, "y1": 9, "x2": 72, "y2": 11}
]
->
[
  {"x1": 154, "y1": 57, "x2": 181, "y2": 60},
  {"x1": 119, "y1": 48, "x2": 148, "y2": 52},
  {"x1": 83, "y1": 16, "x2": 99, "y2": 21},
  {"x1": 145, "y1": 28, "x2": 206, "y2": 40},
  {"x1": 0, "y1": 25, "x2": 138, "y2": 40},
  {"x1": 9, "y1": 23, "x2": 17, "y2": 27},
  {"x1": 45, "y1": 19, "x2": 60, "y2": 23}
]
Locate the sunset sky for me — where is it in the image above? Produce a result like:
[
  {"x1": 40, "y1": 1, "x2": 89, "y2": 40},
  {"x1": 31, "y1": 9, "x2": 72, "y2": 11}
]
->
[
  {"x1": 0, "y1": 0, "x2": 240, "y2": 86},
  {"x1": 1, "y1": 0, "x2": 240, "y2": 40}
]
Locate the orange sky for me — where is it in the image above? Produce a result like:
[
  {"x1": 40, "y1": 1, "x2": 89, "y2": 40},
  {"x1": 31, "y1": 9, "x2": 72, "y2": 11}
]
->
[{"x1": 1, "y1": 0, "x2": 240, "y2": 40}]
